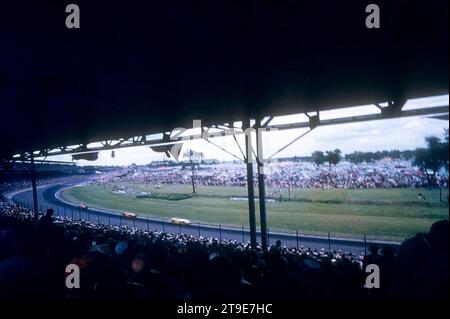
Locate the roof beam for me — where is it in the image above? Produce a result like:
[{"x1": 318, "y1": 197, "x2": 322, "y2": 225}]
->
[{"x1": 14, "y1": 104, "x2": 448, "y2": 160}]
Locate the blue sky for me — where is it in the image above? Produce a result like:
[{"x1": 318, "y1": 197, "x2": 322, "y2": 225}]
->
[{"x1": 43, "y1": 95, "x2": 449, "y2": 166}]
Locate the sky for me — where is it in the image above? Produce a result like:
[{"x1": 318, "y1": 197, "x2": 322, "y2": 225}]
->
[{"x1": 41, "y1": 95, "x2": 449, "y2": 166}]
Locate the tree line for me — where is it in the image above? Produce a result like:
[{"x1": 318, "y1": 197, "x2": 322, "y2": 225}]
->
[{"x1": 310, "y1": 129, "x2": 449, "y2": 187}]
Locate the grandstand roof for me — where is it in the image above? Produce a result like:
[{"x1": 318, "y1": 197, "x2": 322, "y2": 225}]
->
[{"x1": 0, "y1": 0, "x2": 448, "y2": 159}]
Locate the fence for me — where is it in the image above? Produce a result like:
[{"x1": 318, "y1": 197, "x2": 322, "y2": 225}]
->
[{"x1": 0, "y1": 194, "x2": 395, "y2": 255}]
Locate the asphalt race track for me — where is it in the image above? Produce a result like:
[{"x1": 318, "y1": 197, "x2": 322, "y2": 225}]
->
[{"x1": 8, "y1": 182, "x2": 400, "y2": 255}]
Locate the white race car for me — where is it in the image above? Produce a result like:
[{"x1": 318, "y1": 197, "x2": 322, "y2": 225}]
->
[
  {"x1": 121, "y1": 211, "x2": 137, "y2": 218},
  {"x1": 169, "y1": 217, "x2": 191, "y2": 225}
]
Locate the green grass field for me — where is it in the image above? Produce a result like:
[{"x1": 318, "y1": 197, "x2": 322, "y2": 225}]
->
[{"x1": 62, "y1": 182, "x2": 449, "y2": 242}]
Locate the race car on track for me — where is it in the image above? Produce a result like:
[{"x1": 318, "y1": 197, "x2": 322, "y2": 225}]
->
[
  {"x1": 121, "y1": 211, "x2": 137, "y2": 218},
  {"x1": 169, "y1": 217, "x2": 191, "y2": 225},
  {"x1": 77, "y1": 204, "x2": 88, "y2": 209}
]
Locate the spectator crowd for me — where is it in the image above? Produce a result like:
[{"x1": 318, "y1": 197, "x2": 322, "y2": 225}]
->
[
  {"x1": 101, "y1": 159, "x2": 449, "y2": 190},
  {"x1": 0, "y1": 174, "x2": 89, "y2": 195},
  {"x1": 1, "y1": 199, "x2": 448, "y2": 299}
]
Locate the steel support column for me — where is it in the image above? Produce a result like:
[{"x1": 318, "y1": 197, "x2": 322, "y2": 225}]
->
[
  {"x1": 245, "y1": 119, "x2": 257, "y2": 249},
  {"x1": 256, "y1": 119, "x2": 268, "y2": 250},
  {"x1": 30, "y1": 155, "x2": 39, "y2": 222}
]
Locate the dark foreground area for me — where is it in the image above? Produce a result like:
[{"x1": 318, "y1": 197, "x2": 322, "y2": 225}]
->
[{"x1": 0, "y1": 200, "x2": 448, "y2": 300}]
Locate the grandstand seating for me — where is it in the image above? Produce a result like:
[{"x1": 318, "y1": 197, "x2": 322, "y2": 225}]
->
[{"x1": 1, "y1": 199, "x2": 448, "y2": 299}]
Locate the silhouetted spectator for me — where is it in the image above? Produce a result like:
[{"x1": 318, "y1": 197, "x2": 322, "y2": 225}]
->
[
  {"x1": 269, "y1": 240, "x2": 282, "y2": 256},
  {"x1": 363, "y1": 243, "x2": 379, "y2": 269},
  {"x1": 392, "y1": 220, "x2": 449, "y2": 298},
  {"x1": 38, "y1": 208, "x2": 54, "y2": 230}
]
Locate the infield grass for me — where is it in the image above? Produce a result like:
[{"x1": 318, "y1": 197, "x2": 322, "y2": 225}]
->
[{"x1": 62, "y1": 182, "x2": 449, "y2": 241}]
